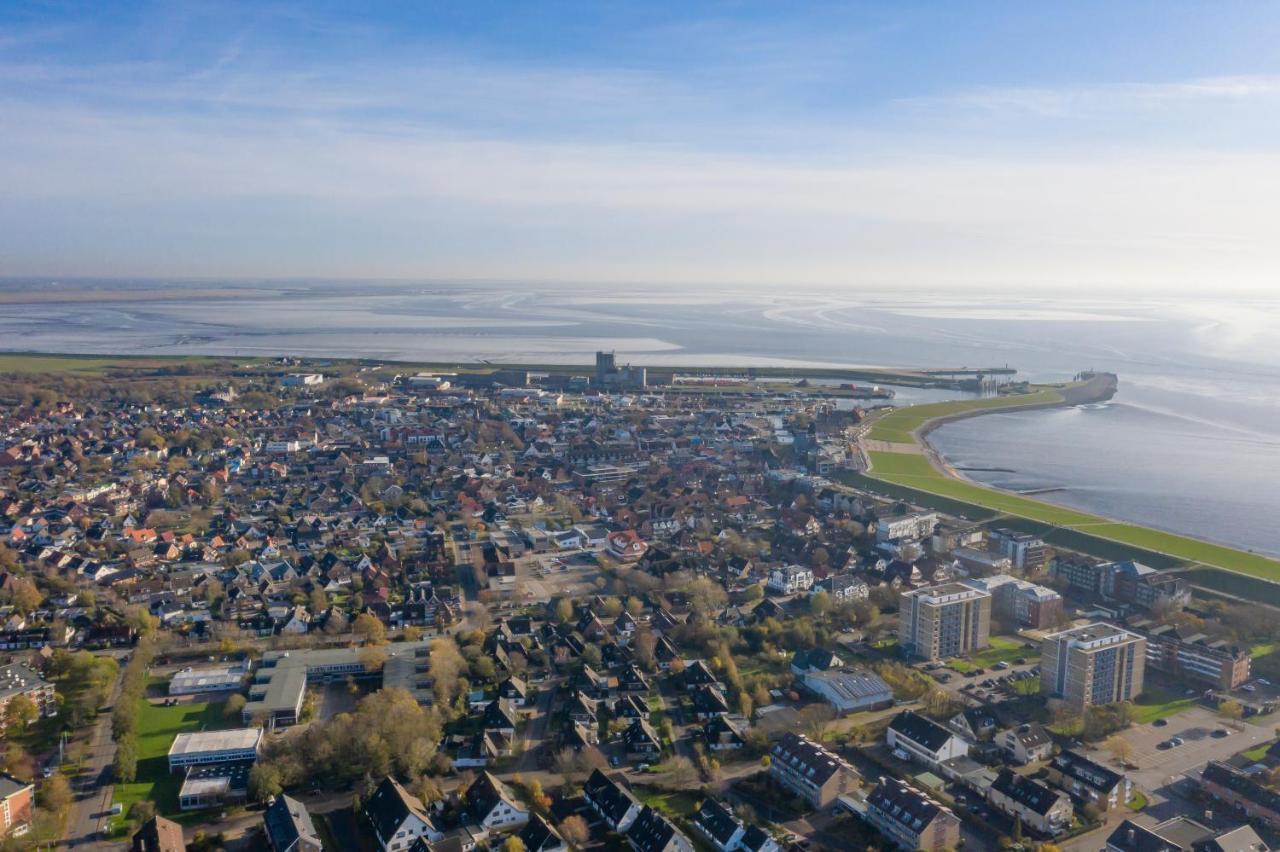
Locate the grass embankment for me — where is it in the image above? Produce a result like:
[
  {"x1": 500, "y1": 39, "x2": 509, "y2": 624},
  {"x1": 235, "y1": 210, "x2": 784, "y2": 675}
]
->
[
  {"x1": 109, "y1": 687, "x2": 235, "y2": 833},
  {"x1": 864, "y1": 424, "x2": 1280, "y2": 580},
  {"x1": 866, "y1": 389, "x2": 1065, "y2": 444},
  {"x1": 946, "y1": 636, "x2": 1035, "y2": 674}
]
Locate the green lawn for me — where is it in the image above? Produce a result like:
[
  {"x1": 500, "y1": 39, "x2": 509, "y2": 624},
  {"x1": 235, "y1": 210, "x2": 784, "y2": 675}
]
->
[
  {"x1": 1241, "y1": 741, "x2": 1275, "y2": 763},
  {"x1": 109, "y1": 691, "x2": 235, "y2": 832},
  {"x1": 1131, "y1": 689, "x2": 1196, "y2": 724},
  {"x1": 1253, "y1": 643, "x2": 1278, "y2": 660},
  {"x1": 866, "y1": 389, "x2": 1065, "y2": 443},
  {"x1": 634, "y1": 786, "x2": 699, "y2": 818},
  {"x1": 947, "y1": 636, "x2": 1036, "y2": 673},
  {"x1": 865, "y1": 447, "x2": 1280, "y2": 579}
]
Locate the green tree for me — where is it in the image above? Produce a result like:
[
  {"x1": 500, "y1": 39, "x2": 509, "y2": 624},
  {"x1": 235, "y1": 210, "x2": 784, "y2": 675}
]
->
[
  {"x1": 39, "y1": 772, "x2": 72, "y2": 812},
  {"x1": 249, "y1": 762, "x2": 283, "y2": 800},
  {"x1": 3, "y1": 695, "x2": 38, "y2": 731}
]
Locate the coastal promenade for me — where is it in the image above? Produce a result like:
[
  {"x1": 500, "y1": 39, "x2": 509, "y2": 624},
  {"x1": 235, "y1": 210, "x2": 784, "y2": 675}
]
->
[{"x1": 859, "y1": 373, "x2": 1280, "y2": 582}]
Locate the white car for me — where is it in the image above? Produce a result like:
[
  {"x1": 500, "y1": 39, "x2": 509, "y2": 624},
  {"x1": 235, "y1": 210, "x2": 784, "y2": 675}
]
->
[{"x1": 892, "y1": 748, "x2": 912, "y2": 762}]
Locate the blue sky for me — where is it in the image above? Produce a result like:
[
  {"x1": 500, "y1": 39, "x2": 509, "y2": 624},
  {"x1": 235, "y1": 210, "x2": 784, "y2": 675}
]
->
[{"x1": 2, "y1": 1, "x2": 1280, "y2": 290}]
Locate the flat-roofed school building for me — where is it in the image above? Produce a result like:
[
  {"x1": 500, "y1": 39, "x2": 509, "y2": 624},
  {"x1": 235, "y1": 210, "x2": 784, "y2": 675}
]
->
[
  {"x1": 168, "y1": 661, "x2": 251, "y2": 696},
  {"x1": 168, "y1": 729, "x2": 263, "y2": 772}
]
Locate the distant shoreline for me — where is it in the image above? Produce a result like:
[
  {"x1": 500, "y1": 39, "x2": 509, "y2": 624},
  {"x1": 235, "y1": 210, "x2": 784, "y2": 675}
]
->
[{"x1": 0, "y1": 349, "x2": 1010, "y2": 389}]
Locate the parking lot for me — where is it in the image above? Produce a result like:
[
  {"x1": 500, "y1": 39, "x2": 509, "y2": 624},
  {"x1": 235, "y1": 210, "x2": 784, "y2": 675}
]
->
[{"x1": 1082, "y1": 705, "x2": 1270, "y2": 794}]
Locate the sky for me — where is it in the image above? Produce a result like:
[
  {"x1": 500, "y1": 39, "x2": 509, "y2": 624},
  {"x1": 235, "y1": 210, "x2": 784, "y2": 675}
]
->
[{"x1": 2, "y1": 1, "x2": 1280, "y2": 291}]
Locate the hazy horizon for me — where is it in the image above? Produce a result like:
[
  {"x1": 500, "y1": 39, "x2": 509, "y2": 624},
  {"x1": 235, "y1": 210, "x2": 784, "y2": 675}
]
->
[{"x1": 3, "y1": 2, "x2": 1280, "y2": 291}]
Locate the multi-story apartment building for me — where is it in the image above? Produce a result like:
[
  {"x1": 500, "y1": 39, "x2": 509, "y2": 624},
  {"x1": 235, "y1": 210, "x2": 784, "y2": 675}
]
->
[
  {"x1": 899, "y1": 583, "x2": 991, "y2": 661},
  {"x1": 1200, "y1": 761, "x2": 1280, "y2": 831},
  {"x1": 961, "y1": 575, "x2": 1063, "y2": 630},
  {"x1": 768, "y1": 733, "x2": 860, "y2": 808},
  {"x1": 989, "y1": 528, "x2": 1050, "y2": 571},
  {"x1": 767, "y1": 565, "x2": 814, "y2": 595},
  {"x1": 1050, "y1": 556, "x2": 1112, "y2": 596},
  {"x1": 1041, "y1": 623, "x2": 1146, "y2": 710},
  {"x1": 876, "y1": 512, "x2": 938, "y2": 544},
  {"x1": 1050, "y1": 558, "x2": 1190, "y2": 612},
  {"x1": 0, "y1": 774, "x2": 32, "y2": 837},
  {"x1": 865, "y1": 777, "x2": 960, "y2": 852},
  {"x1": 1128, "y1": 620, "x2": 1250, "y2": 690},
  {"x1": 0, "y1": 664, "x2": 57, "y2": 724}
]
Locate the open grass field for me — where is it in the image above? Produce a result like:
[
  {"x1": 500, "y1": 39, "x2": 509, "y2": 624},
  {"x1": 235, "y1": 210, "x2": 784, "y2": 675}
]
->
[
  {"x1": 109, "y1": 686, "x2": 235, "y2": 833},
  {"x1": 1130, "y1": 688, "x2": 1196, "y2": 724},
  {"x1": 865, "y1": 448, "x2": 1280, "y2": 580},
  {"x1": 866, "y1": 388, "x2": 1065, "y2": 443},
  {"x1": 946, "y1": 636, "x2": 1037, "y2": 673}
]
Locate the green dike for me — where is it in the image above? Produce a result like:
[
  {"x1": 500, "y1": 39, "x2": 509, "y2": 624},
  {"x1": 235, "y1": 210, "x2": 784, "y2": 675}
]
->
[
  {"x1": 866, "y1": 388, "x2": 1065, "y2": 443},
  {"x1": 864, "y1": 441, "x2": 1280, "y2": 582},
  {"x1": 860, "y1": 378, "x2": 1280, "y2": 579}
]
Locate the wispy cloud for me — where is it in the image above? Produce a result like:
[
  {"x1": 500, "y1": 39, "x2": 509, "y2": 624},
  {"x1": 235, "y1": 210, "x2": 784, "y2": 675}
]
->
[
  {"x1": 2, "y1": 3, "x2": 1280, "y2": 290},
  {"x1": 903, "y1": 75, "x2": 1280, "y2": 117}
]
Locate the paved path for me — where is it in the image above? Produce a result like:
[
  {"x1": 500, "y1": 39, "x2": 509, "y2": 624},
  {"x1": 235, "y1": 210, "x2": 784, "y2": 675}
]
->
[{"x1": 63, "y1": 669, "x2": 125, "y2": 849}]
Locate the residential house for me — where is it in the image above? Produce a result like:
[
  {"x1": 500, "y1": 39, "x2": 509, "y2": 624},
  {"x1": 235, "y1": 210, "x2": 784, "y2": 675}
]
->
[
  {"x1": 1046, "y1": 750, "x2": 1131, "y2": 812},
  {"x1": 864, "y1": 777, "x2": 961, "y2": 852},
  {"x1": 768, "y1": 733, "x2": 860, "y2": 808},
  {"x1": 1105, "y1": 817, "x2": 1267, "y2": 852},
  {"x1": 1200, "y1": 761, "x2": 1280, "y2": 831},
  {"x1": 627, "y1": 806, "x2": 694, "y2": 852},
  {"x1": 998, "y1": 723, "x2": 1053, "y2": 765},
  {"x1": 987, "y1": 768, "x2": 1073, "y2": 836},
  {"x1": 264, "y1": 794, "x2": 323, "y2": 852},
  {"x1": 465, "y1": 771, "x2": 529, "y2": 832},
  {"x1": 363, "y1": 776, "x2": 443, "y2": 852},
  {"x1": 886, "y1": 711, "x2": 969, "y2": 769},
  {"x1": 131, "y1": 816, "x2": 186, "y2": 852},
  {"x1": 583, "y1": 770, "x2": 642, "y2": 832}
]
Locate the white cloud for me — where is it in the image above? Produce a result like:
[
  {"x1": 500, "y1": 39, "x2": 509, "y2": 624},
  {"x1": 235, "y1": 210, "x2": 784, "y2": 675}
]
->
[{"x1": 2, "y1": 24, "x2": 1280, "y2": 291}]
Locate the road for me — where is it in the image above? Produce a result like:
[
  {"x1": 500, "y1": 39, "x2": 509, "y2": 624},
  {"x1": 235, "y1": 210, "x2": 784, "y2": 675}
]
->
[
  {"x1": 515, "y1": 677, "x2": 560, "y2": 774},
  {"x1": 63, "y1": 669, "x2": 125, "y2": 849}
]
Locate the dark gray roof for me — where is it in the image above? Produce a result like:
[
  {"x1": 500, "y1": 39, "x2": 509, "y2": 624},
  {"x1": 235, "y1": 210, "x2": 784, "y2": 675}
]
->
[
  {"x1": 692, "y1": 798, "x2": 740, "y2": 844},
  {"x1": 991, "y1": 768, "x2": 1066, "y2": 816},
  {"x1": 263, "y1": 794, "x2": 320, "y2": 851},
  {"x1": 1050, "y1": 749, "x2": 1123, "y2": 793},
  {"x1": 866, "y1": 777, "x2": 948, "y2": 835},
  {"x1": 364, "y1": 776, "x2": 432, "y2": 842},
  {"x1": 519, "y1": 812, "x2": 565, "y2": 852},
  {"x1": 628, "y1": 806, "x2": 688, "y2": 852},
  {"x1": 583, "y1": 769, "x2": 639, "y2": 825},
  {"x1": 889, "y1": 710, "x2": 956, "y2": 752}
]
